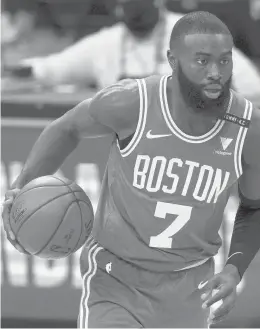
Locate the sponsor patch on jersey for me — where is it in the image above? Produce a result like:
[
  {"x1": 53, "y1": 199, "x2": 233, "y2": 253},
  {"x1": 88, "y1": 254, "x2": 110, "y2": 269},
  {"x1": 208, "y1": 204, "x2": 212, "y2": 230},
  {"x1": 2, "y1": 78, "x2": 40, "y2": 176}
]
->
[
  {"x1": 220, "y1": 137, "x2": 233, "y2": 150},
  {"x1": 222, "y1": 113, "x2": 250, "y2": 127},
  {"x1": 214, "y1": 137, "x2": 233, "y2": 156}
]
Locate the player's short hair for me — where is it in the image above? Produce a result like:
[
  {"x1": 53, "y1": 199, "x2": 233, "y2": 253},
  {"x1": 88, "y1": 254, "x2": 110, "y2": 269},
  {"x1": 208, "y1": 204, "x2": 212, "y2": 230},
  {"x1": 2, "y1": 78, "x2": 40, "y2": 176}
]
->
[{"x1": 170, "y1": 11, "x2": 232, "y2": 49}]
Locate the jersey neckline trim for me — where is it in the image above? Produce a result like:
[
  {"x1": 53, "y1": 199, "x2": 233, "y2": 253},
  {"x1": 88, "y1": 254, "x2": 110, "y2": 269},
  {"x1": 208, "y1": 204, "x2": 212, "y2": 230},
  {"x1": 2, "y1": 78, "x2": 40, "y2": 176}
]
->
[{"x1": 160, "y1": 75, "x2": 233, "y2": 144}]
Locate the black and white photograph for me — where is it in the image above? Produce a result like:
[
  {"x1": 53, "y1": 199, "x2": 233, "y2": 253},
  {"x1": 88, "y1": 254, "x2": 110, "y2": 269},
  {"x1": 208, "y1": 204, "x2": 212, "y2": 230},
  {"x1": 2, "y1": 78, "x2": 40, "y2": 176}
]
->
[{"x1": 1, "y1": 0, "x2": 260, "y2": 328}]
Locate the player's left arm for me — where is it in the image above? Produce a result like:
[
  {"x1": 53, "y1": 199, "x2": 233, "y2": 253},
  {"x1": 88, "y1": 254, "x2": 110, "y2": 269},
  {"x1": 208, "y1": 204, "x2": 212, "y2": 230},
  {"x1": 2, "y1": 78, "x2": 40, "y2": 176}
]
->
[
  {"x1": 225, "y1": 107, "x2": 260, "y2": 277},
  {"x1": 199, "y1": 107, "x2": 260, "y2": 325}
]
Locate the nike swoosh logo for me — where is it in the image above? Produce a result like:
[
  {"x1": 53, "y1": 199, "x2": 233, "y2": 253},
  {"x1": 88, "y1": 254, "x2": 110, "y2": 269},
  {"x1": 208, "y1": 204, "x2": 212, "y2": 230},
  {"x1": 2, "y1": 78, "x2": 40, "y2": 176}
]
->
[
  {"x1": 198, "y1": 280, "x2": 208, "y2": 289},
  {"x1": 146, "y1": 130, "x2": 172, "y2": 139}
]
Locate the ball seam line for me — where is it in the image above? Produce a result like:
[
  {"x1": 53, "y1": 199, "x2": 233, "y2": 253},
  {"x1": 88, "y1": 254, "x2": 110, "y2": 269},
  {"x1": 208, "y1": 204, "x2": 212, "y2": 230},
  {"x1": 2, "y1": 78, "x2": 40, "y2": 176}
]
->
[
  {"x1": 14, "y1": 191, "x2": 74, "y2": 239},
  {"x1": 50, "y1": 176, "x2": 93, "y2": 209},
  {"x1": 16, "y1": 183, "x2": 72, "y2": 200},
  {"x1": 33, "y1": 200, "x2": 79, "y2": 256},
  {"x1": 50, "y1": 176, "x2": 94, "y2": 256},
  {"x1": 53, "y1": 177, "x2": 92, "y2": 255}
]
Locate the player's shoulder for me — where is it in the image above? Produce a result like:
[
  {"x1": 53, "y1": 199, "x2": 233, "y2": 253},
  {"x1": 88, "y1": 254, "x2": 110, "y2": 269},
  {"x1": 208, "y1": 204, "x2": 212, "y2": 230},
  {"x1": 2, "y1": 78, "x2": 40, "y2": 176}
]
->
[
  {"x1": 231, "y1": 89, "x2": 248, "y2": 107},
  {"x1": 242, "y1": 98, "x2": 260, "y2": 166},
  {"x1": 88, "y1": 79, "x2": 141, "y2": 137},
  {"x1": 90, "y1": 79, "x2": 139, "y2": 111},
  {"x1": 233, "y1": 90, "x2": 260, "y2": 135},
  {"x1": 231, "y1": 90, "x2": 260, "y2": 166},
  {"x1": 233, "y1": 90, "x2": 260, "y2": 132},
  {"x1": 144, "y1": 74, "x2": 164, "y2": 85},
  {"x1": 91, "y1": 75, "x2": 163, "y2": 110},
  {"x1": 245, "y1": 104, "x2": 260, "y2": 144},
  {"x1": 230, "y1": 89, "x2": 256, "y2": 117}
]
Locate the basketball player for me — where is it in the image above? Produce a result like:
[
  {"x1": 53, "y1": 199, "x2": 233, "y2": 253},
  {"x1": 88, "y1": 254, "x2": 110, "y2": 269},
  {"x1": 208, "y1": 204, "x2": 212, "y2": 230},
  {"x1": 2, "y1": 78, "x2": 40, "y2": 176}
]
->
[{"x1": 3, "y1": 11, "x2": 260, "y2": 328}]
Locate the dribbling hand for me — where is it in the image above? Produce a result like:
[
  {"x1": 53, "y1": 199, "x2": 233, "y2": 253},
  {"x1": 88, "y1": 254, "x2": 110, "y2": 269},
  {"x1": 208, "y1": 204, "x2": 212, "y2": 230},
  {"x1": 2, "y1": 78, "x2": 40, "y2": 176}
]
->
[
  {"x1": 2, "y1": 189, "x2": 30, "y2": 254},
  {"x1": 198, "y1": 265, "x2": 240, "y2": 325}
]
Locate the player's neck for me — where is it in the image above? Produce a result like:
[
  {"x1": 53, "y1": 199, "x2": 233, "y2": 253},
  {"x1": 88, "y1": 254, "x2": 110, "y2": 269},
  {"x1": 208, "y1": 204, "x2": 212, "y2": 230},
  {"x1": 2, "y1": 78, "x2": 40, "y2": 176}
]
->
[{"x1": 167, "y1": 77, "x2": 226, "y2": 136}]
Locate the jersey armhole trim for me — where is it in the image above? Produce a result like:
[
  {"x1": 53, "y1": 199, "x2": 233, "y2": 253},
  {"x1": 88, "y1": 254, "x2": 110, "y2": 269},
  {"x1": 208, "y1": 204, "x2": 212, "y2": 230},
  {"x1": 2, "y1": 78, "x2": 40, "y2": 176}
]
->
[
  {"x1": 117, "y1": 79, "x2": 148, "y2": 157},
  {"x1": 234, "y1": 99, "x2": 253, "y2": 178}
]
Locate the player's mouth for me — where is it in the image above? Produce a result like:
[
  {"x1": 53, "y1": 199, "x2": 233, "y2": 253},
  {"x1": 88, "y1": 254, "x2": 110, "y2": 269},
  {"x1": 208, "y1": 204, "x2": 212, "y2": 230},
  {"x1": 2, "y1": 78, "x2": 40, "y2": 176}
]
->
[{"x1": 204, "y1": 85, "x2": 222, "y2": 99}]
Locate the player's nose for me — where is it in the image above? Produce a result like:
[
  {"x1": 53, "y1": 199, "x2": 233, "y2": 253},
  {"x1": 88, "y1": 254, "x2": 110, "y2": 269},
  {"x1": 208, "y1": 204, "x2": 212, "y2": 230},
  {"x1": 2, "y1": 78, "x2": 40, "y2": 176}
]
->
[{"x1": 207, "y1": 63, "x2": 222, "y2": 81}]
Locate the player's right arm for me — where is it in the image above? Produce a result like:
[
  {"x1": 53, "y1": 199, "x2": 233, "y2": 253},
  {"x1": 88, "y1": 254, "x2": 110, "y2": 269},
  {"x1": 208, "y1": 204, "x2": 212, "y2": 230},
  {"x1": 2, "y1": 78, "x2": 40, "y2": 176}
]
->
[{"x1": 2, "y1": 79, "x2": 140, "y2": 251}]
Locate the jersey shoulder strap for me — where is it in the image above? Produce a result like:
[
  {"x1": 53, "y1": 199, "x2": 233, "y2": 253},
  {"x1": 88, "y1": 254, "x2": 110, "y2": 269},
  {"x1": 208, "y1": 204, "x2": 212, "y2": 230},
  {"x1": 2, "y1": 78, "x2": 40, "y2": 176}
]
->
[
  {"x1": 222, "y1": 90, "x2": 253, "y2": 128},
  {"x1": 227, "y1": 91, "x2": 254, "y2": 178},
  {"x1": 117, "y1": 75, "x2": 163, "y2": 157},
  {"x1": 117, "y1": 78, "x2": 148, "y2": 157}
]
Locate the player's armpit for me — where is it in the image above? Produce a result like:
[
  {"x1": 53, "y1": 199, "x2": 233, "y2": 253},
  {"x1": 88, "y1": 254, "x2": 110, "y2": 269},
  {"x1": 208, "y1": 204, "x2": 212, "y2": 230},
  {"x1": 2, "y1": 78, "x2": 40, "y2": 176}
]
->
[{"x1": 240, "y1": 108, "x2": 260, "y2": 204}]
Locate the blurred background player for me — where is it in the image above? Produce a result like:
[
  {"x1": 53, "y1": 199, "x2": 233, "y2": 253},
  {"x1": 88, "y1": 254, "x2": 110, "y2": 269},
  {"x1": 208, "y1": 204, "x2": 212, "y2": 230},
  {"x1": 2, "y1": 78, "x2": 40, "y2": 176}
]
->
[
  {"x1": 4, "y1": 0, "x2": 260, "y2": 102},
  {"x1": 3, "y1": 11, "x2": 260, "y2": 328}
]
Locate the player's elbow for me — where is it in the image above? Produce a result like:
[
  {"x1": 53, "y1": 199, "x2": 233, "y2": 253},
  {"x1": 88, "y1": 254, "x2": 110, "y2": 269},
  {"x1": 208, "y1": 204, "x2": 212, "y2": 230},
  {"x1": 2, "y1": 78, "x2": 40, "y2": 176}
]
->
[{"x1": 51, "y1": 112, "x2": 81, "y2": 145}]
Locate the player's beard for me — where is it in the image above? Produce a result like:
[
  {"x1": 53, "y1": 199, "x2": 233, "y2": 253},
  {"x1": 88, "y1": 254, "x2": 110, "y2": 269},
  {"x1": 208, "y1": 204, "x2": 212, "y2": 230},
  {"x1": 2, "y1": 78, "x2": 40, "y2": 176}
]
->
[{"x1": 176, "y1": 63, "x2": 232, "y2": 116}]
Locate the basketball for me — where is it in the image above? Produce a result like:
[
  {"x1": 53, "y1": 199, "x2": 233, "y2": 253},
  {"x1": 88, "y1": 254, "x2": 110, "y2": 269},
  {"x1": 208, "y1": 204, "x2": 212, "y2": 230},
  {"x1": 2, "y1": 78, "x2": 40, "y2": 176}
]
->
[{"x1": 9, "y1": 175, "x2": 94, "y2": 259}]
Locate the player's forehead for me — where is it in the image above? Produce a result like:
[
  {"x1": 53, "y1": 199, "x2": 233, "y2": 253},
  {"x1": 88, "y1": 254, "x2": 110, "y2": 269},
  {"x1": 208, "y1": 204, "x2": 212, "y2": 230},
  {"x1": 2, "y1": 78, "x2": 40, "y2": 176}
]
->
[{"x1": 182, "y1": 33, "x2": 233, "y2": 57}]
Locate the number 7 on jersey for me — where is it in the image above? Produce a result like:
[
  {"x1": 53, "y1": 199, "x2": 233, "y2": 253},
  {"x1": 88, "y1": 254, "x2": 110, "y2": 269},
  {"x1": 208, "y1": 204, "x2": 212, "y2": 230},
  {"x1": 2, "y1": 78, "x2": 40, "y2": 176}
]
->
[{"x1": 149, "y1": 202, "x2": 193, "y2": 248}]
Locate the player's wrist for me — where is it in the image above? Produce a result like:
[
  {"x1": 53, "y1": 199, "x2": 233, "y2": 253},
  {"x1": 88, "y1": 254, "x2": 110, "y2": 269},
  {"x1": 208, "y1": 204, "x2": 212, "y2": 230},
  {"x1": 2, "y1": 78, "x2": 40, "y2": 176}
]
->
[
  {"x1": 223, "y1": 264, "x2": 241, "y2": 285},
  {"x1": 11, "y1": 177, "x2": 26, "y2": 190},
  {"x1": 12, "y1": 170, "x2": 37, "y2": 190}
]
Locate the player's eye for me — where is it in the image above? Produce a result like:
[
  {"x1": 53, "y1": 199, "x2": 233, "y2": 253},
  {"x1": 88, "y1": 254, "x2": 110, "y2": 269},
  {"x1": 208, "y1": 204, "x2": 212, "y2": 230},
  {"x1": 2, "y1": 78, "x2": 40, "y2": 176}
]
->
[
  {"x1": 220, "y1": 58, "x2": 230, "y2": 65},
  {"x1": 197, "y1": 58, "x2": 208, "y2": 65}
]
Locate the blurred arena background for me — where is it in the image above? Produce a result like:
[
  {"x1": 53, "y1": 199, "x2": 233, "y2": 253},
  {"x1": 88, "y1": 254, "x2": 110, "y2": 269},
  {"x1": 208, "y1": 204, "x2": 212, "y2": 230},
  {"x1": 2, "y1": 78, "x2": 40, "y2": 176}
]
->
[{"x1": 1, "y1": 0, "x2": 260, "y2": 328}]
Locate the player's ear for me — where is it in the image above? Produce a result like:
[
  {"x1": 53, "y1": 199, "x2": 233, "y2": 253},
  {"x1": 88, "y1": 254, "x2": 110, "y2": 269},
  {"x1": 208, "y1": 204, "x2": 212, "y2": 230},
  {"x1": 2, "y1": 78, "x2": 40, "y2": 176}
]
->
[{"x1": 167, "y1": 50, "x2": 176, "y2": 71}]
